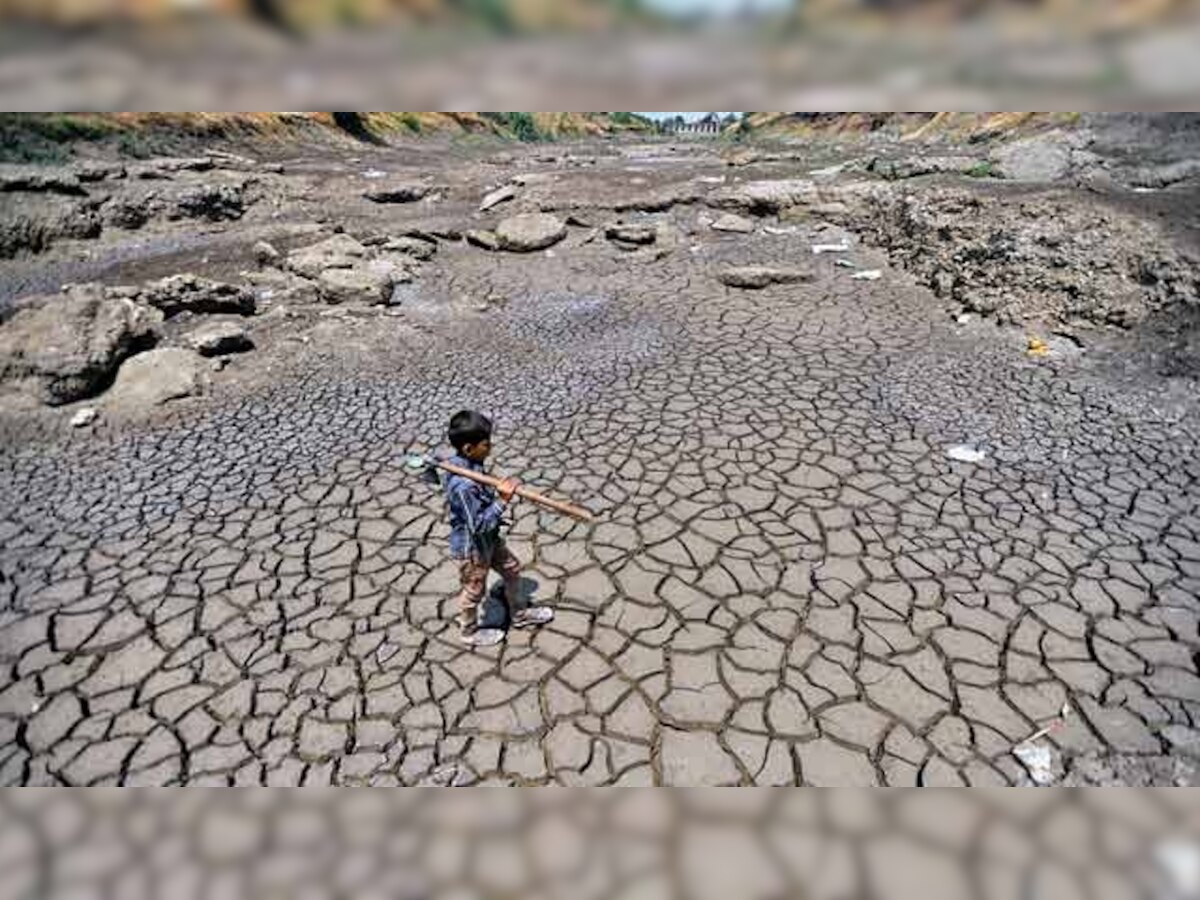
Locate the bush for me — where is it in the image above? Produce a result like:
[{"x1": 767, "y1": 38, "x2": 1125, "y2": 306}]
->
[
  {"x1": 966, "y1": 161, "x2": 996, "y2": 178},
  {"x1": 485, "y1": 112, "x2": 546, "y2": 142}
]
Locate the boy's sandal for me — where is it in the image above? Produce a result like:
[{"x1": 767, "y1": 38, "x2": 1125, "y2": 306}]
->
[{"x1": 511, "y1": 606, "x2": 555, "y2": 628}]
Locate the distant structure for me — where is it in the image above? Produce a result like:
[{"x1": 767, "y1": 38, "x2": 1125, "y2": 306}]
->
[{"x1": 663, "y1": 113, "x2": 724, "y2": 137}]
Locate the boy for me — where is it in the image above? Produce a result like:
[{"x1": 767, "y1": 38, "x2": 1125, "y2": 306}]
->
[{"x1": 443, "y1": 410, "x2": 554, "y2": 646}]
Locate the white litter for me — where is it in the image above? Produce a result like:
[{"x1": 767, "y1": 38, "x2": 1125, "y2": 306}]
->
[
  {"x1": 812, "y1": 242, "x2": 851, "y2": 254},
  {"x1": 945, "y1": 444, "x2": 987, "y2": 463},
  {"x1": 764, "y1": 226, "x2": 798, "y2": 236},
  {"x1": 362, "y1": 170, "x2": 387, "y2": 179},
  {"x1": 1013, "y1": 741, "x2": 1057, "y2": 785},
  {"x1": 957, "y1": 313, "x2": 973, "y2": 324},
  {"x1": 834, "y1": 259, "x2": 855, "y2": 268},
  {"x1": 850, "y1": 269, "x2": 883, "y2": 281},
  {"x1": 70, "y1": 408, "x2": 97, "y2": 428}
]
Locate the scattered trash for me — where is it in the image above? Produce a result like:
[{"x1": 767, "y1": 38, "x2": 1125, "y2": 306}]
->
[
  {"x1": 30, "y1": 701, "x2": 40, "y2": 714},
  {"x1": 1027, "y1": 336, "x2": 1052, "y2": 358},
  {"x1": 850, "y1": 269, "x2": 883, "y2": 281},
  {"x1": 362, "y1": 170, "x2": 387, "y2": 180},
  {"x1": 1013, "y1": 741, "x2": 1057, "y2": 785},
  {"x1": 957, "y1": 313, "x2": 972, "y2": 324},
  {"x1": 1011, "y1": 705, "x2": 1071, "y2": 785},
  {"x1": 812, "y1": 242, "x2": 851, "y2": 255},
  {"x1": 764, "y1": 226, "x2": 798, "y2": 236},
  {"x1": 545, "y1": 249, "x2": 556, "y2": 258},
  {"x1": 945, "y1": 444, "x2": 987, "y2": 463},
  {"x1": 70, "y1": 408, "x2": 97, "y2": 428},
  {"x1": 834, "y1": 259, "x2": 855, "y2": 268}
]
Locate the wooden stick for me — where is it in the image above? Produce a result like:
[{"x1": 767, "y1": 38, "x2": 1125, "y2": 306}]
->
[{"x1": 431, "y1": 459, "x2": 596, "y2": 523}]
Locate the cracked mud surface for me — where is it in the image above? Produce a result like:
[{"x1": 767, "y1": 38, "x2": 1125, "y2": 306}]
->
[
  {"x1": 2, "y1": 789, "x2": 1200, "y2": 900},
  {"x1": 2, "y1": 139, "x2": 1200, "y2": 786}
]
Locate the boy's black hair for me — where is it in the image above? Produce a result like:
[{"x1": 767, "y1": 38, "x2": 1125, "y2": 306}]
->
[{"x1": 447, "y1": 410, "x2": 493, "y2": 451}]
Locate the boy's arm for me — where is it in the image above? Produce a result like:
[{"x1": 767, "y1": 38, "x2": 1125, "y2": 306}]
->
[{"x1": 449, "y1": 481, "x2": 506, "y2": 540}]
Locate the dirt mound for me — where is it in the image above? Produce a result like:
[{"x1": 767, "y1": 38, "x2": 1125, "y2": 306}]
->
[{"x1": 843, "y1": 186, "x2": 1200, "y2": 329}]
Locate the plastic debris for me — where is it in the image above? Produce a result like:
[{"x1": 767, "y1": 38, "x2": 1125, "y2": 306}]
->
[
  {"x1": 70, "y1": 408, "x2": 97, "y2": 428},
  {"x1": 1027, "y1": 336, "x2": 1050, "y2": 357},
  {"x1": 812, "y1": 242, "x2": 851, "y2": 254},
  {"x1": 1013, "y1": 741, "x2": 1057, "y2": 785},
  {"x1": 945, "y1": 444, "x2": 987, "y2": 463},
  {"x1": 957, "y1": 313, "x2": 972, "y2": 324},
  {"x1": 764, "y1": 226, "x2": 798, "y2": 235},
  {"x1": 834, "y1": 259, "x2": 855, "y2": 268},
  {"x1": 850, "y1": 269, "x2": 883, "y2": 281},
  {"x1": 362, "y1": 170, "x2": 387, "y2": 179}
]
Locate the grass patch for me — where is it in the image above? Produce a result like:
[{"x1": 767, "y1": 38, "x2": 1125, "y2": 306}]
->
[
  {"x1": 965, "y1": 161, "x2": 997, "y2": 178},
  {"x1": 484, "y1": 112, "x2": 548, "y2": 142}
]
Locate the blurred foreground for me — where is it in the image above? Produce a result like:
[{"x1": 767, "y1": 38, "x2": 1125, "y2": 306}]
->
[
  {"x1": 0, "y1": 0, "x2": 1198, "y2": 108},
  {"x1": 2, "y1": 789, "x2": 1200, "y2": 899}
]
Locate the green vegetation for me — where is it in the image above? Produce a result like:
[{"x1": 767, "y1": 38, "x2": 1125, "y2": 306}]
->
[
  {"x1": 965, "y1": 161, "x2": 997, "y2": 178},
  {"x1": 0, "y1": 114, "x2": 121, "y2": 162},
  {"x1": 484, "y1": 112, "x2": 547, "y2": 142}
]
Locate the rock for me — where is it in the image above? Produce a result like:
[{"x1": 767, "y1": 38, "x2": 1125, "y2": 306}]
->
[
  {"x1": 167, "y1": 184, "x2": 247, "y2": 221},
  {"x1": 0, "y1": 165, "x2": 86, "y2": 196},
  {"x1": 711, "y1": 213, "x2": 755, "y2": 234},
  {"x1": 285, "y1": 234, "x2": 368, "y2": 280},
  {"x1": 1, "y1": 195, "x2": 103, "y2": 258},
  {"x1": 72, "y1": 162, "x2": 126, "y2": 183},
  {"x1": 1126, "y1": 159, "x2": 1200, "y2": 189},
  {"x1": 316, "y1": 266, "x2": 395, "y2": 305},
  {"x1": 252, "y1": 241, "x2": 281, "y2": 266},
  {"x1": 108, "y1": 348, "x2": 205, "y2": 406},
  {"x1": 137, "y1": 275, "x2": 256, "y2": 318},
  {"x1": 0, "y1": 285, "x2": 161, "y2": 405},
  {"x1": 990, "y1": 131, "x2": 1079, "y2": 182},
  {"x1": 379, "y1": 236, "x2": 436, "y2": 261},
  {"x1": 70, "y1": 408, "x2": 98, "y2": 427},
  {"x1": 495, "y1": 213, "x2": 567, "y2": 252},
  {"x1": 708, "y1": 179, "x2": 819, "y2": 213},
  {"x1": 184, "y1": 321, "x2": 253, "y2": 356},
  {"x1": 868, "y1": 156, "x2": 983, "y2": 180},
  {"x1": 102, "y1": 196, "x2": 152, "y2": 231},
  {"x1": 479, "y1": 184, "x2": 518, "y2": 212},
  {"x1": 605, "y1": 223, "x2": 657, "y2": 246},
  {"x1": 465, "y1": 230, "x2": 500, "y2": 251},
  {"x1": 718, "y1": 266, "x2": 816, "y2": 289},
  {"x1": 363, "y1": 182, "x2": 430, "y2": 204}
]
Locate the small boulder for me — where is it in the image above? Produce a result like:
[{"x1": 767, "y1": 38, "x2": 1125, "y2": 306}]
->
[
  {"x1": 711, "y1": 213, "x2": 755, "y2": 234},
  {"x1": 363, "y1": 182, "x2": 430, "y2": 204},
  {"x1": 495, "y1": 213, "x2": 567, "y2": 252},
  {"x1": 167, "y1": 184, "x2": 247, "y2": 222},
  {"x1": 184, "y1": 321, "x2": 253, "y2": 356},
  {"x1": 465, "y1": 230, "x2": 500, "y2": 251},
  {"x1": 718, "y1": 266, "x2": 816, "y2": 289},
  {"x1": 317, "y1": 266, "x2": 395, "y2": 305},
  {"x1": 0, "y1": 285, "x2": 161, "y2": 405},
  {"x1": 286, "y1": 234, "x2": 368, "y2": 280},
  {"x1": 137, "y1": 275, "x2": 256, "y2": 318},
  {"x1": 108, "y1": 348, "x2": 205, "y2": 406},
  {"x1": 605, "y1": 223, "x2": 657, "y2": 246},
  {"x1": 380, "y1": 236, "x2": 436, "y2": 261},
  {"x1": 252, "y1": 240, "x2": 281, "y2": 266}
]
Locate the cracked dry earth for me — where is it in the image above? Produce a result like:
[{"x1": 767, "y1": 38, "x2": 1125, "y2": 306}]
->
[
  {"x1": 3, "y1": 151, "x2": 1200, "y2": 789},
  {"x1": 3, "y1": 789, "x2": 1200, "y2": 900}
]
